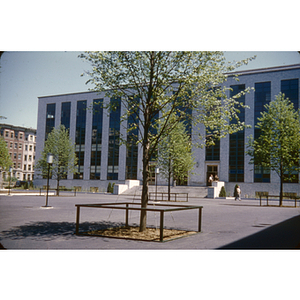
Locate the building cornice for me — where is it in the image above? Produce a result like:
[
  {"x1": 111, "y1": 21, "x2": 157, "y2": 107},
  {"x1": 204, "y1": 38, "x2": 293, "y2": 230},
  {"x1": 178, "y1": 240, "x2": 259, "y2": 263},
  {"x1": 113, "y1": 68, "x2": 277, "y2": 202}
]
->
[
  {"x1": 226, "y1": 64, "x2": 300, "y2": 77},
  {"x1": 0, "y1": 123, "x2": 37, "y2": 133}
]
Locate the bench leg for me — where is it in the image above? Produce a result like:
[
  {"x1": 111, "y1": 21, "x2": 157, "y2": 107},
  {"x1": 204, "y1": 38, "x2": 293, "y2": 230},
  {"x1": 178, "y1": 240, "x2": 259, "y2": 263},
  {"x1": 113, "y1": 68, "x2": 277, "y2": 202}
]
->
[
  {"x1": 198, "y1": 208, "x2": 202, "y2": 232},
  {"x1": 160, "y1": 211, "x2": 164, "y2": 242},
  {"x1": 125, "y1": 204, "x2": 129, "y2": 227},
  {"x1": 75, "y1": 206, "x2": 80, "y2": 234}
]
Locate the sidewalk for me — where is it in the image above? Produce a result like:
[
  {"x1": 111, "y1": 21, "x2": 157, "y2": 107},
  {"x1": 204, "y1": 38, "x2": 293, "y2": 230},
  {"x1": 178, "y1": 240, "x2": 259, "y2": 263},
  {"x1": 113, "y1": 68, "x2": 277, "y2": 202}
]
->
[{"x1": 1, "y1": 192, "x2": 300, "y2": 249}]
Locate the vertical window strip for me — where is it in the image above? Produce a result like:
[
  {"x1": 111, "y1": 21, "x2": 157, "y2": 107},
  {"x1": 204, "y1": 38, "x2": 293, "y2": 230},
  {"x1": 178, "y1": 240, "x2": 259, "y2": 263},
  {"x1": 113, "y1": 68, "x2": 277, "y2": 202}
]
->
[
  {"x1": 107, "y1": 98, "x2": 121, "y2": 180},
  {"x1": 90, "y1": 99, "x2": 103, "y2": 180},
  {"x1": 229, "y1": 85, "x2": 245, "y2": 182},
  {"x1": 254, "y1": 82, "x2": 271, "y2": 182},
  {"x1": 74, "y1": 100, "x2": 87, "y2": 179}
]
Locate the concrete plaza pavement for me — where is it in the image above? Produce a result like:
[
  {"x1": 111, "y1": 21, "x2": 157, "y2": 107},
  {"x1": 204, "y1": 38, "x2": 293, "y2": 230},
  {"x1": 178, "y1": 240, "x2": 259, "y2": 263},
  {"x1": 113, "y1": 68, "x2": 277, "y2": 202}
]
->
[{"x1": 0, "y1": 191, "x2": 300, "y2": 249}]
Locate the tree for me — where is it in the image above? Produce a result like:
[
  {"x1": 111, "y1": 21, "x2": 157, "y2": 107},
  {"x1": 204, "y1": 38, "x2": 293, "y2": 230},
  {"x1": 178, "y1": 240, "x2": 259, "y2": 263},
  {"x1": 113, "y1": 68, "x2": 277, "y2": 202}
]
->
[
  {"x1": 157, "y1": 113, "x2": 194, "y2": 199},
  {"x1": 36, "y1": 125, "x2": 78, "y2": 195},
  {"x1": 219, "y1": 186, "x2": 226, "y2": 197},
  {"x1": 0, "y1": 136, "x2": 12, "y2": 171},
  {"x1": 247, "y1": 93, "x2": 300, "y2": 206},
  {"x1": 80, "y1": 51, "x2": 254, "y2": 231}
]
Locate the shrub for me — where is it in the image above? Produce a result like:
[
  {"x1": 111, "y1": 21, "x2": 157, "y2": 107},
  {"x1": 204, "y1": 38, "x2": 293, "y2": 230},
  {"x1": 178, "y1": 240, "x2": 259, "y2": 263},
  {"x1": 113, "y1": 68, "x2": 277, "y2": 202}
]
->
[
  {"x1": 219, "y1": 186, "x2": 226, "y2": 197},
  {"x1": 107, "y1": 182, "x2": 115, "y2": 193},
  {"x1": 22, "y1": 181, "x2": 29, "y2": 189}
]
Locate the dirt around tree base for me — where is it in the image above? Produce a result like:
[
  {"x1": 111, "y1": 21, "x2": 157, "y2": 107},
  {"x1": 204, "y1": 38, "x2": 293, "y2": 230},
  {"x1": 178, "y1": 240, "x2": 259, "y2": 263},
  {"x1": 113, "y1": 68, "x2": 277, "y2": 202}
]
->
[{"x1": 85, "y1": 226, "x2": 198, "y2": 242}]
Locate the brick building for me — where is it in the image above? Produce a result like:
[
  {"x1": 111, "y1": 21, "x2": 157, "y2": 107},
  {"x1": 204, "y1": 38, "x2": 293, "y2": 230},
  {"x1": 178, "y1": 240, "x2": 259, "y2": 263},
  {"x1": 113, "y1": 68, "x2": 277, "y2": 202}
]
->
[{"x1": 0, "y1": 124, "x2": 36, "y2": 181}]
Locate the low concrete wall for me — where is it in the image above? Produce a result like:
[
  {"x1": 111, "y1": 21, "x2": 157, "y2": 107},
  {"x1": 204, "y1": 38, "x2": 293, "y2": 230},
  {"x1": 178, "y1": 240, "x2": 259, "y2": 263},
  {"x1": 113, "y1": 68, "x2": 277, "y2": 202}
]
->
[
  {"x1": 207, "y1": 181, "x2": 225, "y2": 198},
  {"x1": 225, "y1": 182, "x2": 300, "y2": 199},
  {"x1": 114, "y1": 180, "x2": 140, "y2": 195}
]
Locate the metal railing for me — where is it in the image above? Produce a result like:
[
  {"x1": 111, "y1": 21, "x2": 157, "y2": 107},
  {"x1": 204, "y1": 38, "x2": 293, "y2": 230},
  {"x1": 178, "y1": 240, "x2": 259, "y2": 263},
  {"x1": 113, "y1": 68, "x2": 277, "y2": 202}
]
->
[
  {"x1": 149, "y1": 192, "x2": 188, "y2": 202},
  {"x1": 256, "y1": 191, "x2": 299, "y2": 207},
  {"x1": 75, "y1": 202, "x2": 202, "y2": 242}
]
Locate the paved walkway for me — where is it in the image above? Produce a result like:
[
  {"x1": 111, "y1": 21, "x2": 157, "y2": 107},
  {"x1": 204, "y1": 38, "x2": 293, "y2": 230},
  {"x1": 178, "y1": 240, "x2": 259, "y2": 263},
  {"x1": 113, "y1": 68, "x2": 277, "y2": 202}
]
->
[{"x1": 1, "y1": 192, "x2": 300, "y2": 249}]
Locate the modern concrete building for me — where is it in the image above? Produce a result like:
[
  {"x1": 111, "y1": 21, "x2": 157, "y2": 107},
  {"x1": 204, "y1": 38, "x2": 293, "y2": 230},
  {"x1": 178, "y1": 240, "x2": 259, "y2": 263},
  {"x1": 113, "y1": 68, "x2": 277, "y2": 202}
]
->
[
  {"x1": 0, "y1": 124, "x2": 37, "y2": 182},
  {"x1": 34, "y1": 64, "x2": 300, "y2": 197}
]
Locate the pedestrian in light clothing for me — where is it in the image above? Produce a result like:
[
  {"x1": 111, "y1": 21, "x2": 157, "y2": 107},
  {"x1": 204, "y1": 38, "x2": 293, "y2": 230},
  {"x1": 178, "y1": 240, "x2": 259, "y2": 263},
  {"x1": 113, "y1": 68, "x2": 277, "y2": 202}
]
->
[
  {"x1": 208, "y1": 174, "x2": 214, "y2": 186},
  {"x1": 236, "y1": 185, "x2": 241, "y2": 201}
]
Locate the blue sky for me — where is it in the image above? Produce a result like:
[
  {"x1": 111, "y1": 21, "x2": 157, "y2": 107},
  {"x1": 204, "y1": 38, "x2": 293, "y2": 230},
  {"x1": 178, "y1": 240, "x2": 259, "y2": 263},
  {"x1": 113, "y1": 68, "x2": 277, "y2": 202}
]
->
[{"x1": 0, "y1": 51, "x2": 300, "y2": 129}]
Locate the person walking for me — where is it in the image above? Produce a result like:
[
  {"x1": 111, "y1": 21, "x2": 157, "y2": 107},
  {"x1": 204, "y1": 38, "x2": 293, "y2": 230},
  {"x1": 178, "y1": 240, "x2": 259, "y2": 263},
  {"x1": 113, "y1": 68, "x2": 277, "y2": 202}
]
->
[{"x1": 236, "y1": 185, "x2": 241, "y2": 201}]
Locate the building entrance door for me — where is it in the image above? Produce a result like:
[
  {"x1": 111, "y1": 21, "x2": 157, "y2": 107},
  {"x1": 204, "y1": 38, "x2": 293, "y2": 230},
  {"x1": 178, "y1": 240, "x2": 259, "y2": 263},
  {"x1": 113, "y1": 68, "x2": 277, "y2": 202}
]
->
[{"x1": 207, "y1": 165, "x2": 218, "y2": 186}]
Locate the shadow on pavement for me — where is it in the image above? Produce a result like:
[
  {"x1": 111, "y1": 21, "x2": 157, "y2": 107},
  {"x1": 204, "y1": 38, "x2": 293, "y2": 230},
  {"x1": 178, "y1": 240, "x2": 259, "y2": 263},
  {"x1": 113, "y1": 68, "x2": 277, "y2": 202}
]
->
[
  {"x1": 0, "y1": 221, "x2": 124, "y2": 241},
  {"x1": 218, "y1": 215, "x2": 300, "y2": 249}
]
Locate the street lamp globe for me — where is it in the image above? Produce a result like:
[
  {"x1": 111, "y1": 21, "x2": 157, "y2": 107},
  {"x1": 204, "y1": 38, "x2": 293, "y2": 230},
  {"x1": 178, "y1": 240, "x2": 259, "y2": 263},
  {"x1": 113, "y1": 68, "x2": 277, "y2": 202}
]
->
[{"x1": 47, "y1": 153, "x2": 53, "y2": 164}]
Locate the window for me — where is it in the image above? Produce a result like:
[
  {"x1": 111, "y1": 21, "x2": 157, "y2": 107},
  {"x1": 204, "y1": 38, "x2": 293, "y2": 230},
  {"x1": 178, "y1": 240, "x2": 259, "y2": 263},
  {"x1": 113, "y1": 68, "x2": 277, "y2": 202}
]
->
[
  {"x1": 14, "y1": 143, "x2": 17, "y2": 149},
  {"x1": 24, "y1": 155, "x2": 27, "y2": 161},
  {"x1": 29, "y1": 145, "x2": 32, "y2": 151},
  {"x1": 45, "y1": 103, "x2": 56, "y2": 139},
  {"x1": 24, "y1": 165, "x2": 27, "y2": 171},
  {"x1": 10, "y1": 142, "x2": 12, "y2": 149},
  {"x1": 29, "y1": 155, "x2": 32, "y2": 161},
  {"x1": 206, "y1": 139, "x2": 220, "y2": 161},
  {"x1": 90, "y1": 99, "x2": 103, "y2": 180},
  {"x1": 126, "y1": 97, "x2": 139, "y2": 180},
  {"x1": 107, "y1": 98, "x2": 121, "y2": 180},
  {"x1": 28, "y1": 165, "x2": 31, "y2": 171},
  {"x1": 25, "y1": 145, "x2": 28, "y2": 151},
  {"x1": 74, "y1": 100, "x2": 87, "y2": 179},
  {"x1": 19, "y1": 143, "x2": 22, "y2": 150},
  {"x1": 11, "y1": 132, "x2": 13, "y2": 138},
  {"x1": 75, "y1": 100, "x2": 87, "y2": 145},
  {"x1": 229, "y1": 85, "x2": 245, "y2": 182},
  {"x1": 254, "y1": 82, "x2": 271, "y2": 182},
  {"x1": 281, "y1": 79, "x2": 299, "y2": 110},
  {"x1": 20, "y1": 133, "x2": 23, "y2": 139},
  {"x1": 61, "y1": 102, "x2": 71, "y2": 130},
  {"x1": 281, "y1": 79, "x2": 299, "y2": 183},
  {"x1": 14, "y1": 153, "x2": 17, "y2": 159},
  {"x1": 5, "y1": 131, "x2": 9, "y2": 137},
  {"x1": 18, "y1": 154, "x2": 21, "y2": 160}
]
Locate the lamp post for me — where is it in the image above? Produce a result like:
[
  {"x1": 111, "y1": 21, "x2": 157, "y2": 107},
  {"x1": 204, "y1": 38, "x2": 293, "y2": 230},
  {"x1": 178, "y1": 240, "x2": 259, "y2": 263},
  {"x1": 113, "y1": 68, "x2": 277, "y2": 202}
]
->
[
  {"x1": 44, "y1": 153, "x2": 53, "y2": 207},
  {"x1": 155, "y1": 167, "x2": 159, "y2": 201},
  {"x1": 8, "y1": 166, "x2": 12, "y2": 196}
]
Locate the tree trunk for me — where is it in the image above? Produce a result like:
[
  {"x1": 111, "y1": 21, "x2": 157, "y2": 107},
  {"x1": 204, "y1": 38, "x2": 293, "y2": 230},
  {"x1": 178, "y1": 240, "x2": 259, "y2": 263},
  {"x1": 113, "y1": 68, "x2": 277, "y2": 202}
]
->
[
  {"x1": 168, "y1": 156, "x2": 171, "y2": 201},
  {"x1": 139, "y1": 141, "x2": 150, "y2": 232},
  {"x1": 279, "y1": 163, "x2": 283, "y2": 206},
  {"x1": 56, "y1": 177, "x2": 60, "y2": 196},
  {"x1": 139, "y1": 51, "x2": 155, "y2": 232}
]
